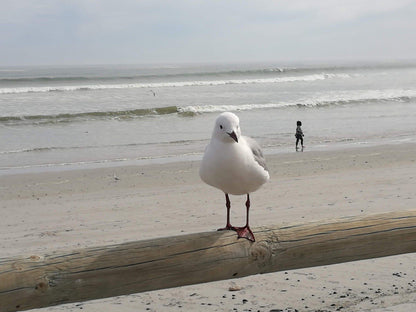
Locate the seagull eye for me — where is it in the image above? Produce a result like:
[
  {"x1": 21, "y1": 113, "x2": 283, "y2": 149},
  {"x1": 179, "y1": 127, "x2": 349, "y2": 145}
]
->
[{"x1": 220, "y1": 125, "x2": 223, "y2": 129}]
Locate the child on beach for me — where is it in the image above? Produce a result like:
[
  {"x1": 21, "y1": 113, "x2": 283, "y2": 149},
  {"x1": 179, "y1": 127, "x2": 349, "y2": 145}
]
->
[{"x1": 295, "y1": 120, "x2": 304, "y2": 151}]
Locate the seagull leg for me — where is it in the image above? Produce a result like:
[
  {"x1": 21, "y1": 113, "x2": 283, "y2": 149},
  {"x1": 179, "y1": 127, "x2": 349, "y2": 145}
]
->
[
  {"x1": 217, "y1": 193, "x2": 236, "y2": 231},
  {"x1": 234, "y1": 194, "x2": 255, "y2": 242}
]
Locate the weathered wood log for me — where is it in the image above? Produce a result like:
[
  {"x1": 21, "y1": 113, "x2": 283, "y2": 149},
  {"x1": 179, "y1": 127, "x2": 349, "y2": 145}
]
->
[{"x1": 1, "y1": 210, "x2": 416, "y2": 312}]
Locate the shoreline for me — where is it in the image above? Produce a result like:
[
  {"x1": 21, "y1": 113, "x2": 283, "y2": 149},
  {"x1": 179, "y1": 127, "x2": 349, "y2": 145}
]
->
[
  {"x1": 1, "y1": 142, "x2": 416, "y2": 311},
  {"x1": 1, "y1": 134, "x2": 415, "y2": 177}
]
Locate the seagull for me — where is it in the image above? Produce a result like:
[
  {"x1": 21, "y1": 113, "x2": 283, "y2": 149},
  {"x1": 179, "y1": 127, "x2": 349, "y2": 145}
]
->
[{"x1": 199, "y1": 112, "x2": 269, "y2": 242}]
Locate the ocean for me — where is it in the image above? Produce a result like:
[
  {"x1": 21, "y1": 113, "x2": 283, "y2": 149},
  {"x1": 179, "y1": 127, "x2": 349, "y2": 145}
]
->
[{"x1": 1, "y1": 62, "x2": 416, "y2": 175}]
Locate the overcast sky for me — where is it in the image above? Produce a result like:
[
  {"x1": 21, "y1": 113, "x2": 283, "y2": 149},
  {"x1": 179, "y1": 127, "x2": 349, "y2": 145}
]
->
[{"x1": 1, "y1": 0, "x2": 416, "y2": 66}]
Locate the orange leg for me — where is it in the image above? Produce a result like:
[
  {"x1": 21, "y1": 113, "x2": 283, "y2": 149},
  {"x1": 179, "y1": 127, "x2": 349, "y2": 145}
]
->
[
  {"x1": 217, "y1": 193, "x2": 236, "y2": 231},
  {"x1": 234, "y1": 194, "x2": 255, "y2": 242}
]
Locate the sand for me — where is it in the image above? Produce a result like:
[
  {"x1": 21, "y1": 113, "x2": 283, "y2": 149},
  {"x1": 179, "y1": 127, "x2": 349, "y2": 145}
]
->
[{"x1": 1, "y1": 143, "x2": 416, "y2": 311}]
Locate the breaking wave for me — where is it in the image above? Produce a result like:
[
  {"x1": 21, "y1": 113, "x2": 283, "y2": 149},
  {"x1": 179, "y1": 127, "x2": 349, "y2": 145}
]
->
[
  {"x1": 0, "y1": 73, "x2": 350, "y2": 95},
  {"x1": 1, "y1": 89, "x2": 415, "y2": 126}
]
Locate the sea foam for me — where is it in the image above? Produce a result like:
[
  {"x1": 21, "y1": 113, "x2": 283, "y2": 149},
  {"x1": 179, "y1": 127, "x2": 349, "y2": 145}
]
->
[{"x1": 0, "y1": 73, "x2": 350, "y2": 94}]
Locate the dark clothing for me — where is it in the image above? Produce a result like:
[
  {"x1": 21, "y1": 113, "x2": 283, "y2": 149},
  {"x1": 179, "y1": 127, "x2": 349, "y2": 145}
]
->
[
  {"x1": 296, "y1": 126, "x2": 303, "y2": 138},
  {"x1": 295, "y1": 126, "x2": 304, "y2": 147}
]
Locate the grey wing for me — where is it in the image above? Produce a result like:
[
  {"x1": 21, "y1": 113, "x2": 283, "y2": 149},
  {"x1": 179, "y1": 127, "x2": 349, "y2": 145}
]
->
[{"x1": 243, "y1": 136, "x2": 268, "y2": 171}]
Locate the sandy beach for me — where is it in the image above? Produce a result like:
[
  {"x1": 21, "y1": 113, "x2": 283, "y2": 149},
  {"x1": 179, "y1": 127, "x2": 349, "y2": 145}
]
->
[{"x1": 1, "y1": 142, "x2": 416, "y2": 312}]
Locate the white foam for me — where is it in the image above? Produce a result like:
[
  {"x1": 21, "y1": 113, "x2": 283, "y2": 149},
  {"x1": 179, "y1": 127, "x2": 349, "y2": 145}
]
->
[
  {"x1": 179, "y1": 103, "x2": 289, "y2": 114},
  {"x1": 299, "y1": 89, "x2": 416, "y2": 106},
  {"x1": 178, "y1": 89, "x2": 416, "y2": 114},
  {"x1": 0, "y1": 73, "x2": 350, "y2": 94}
]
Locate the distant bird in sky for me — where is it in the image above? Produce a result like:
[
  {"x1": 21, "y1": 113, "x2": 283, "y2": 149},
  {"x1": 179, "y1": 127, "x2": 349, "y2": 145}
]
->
[{"x1": 200, "y1": 112, "x2": 269, "y2": 242}]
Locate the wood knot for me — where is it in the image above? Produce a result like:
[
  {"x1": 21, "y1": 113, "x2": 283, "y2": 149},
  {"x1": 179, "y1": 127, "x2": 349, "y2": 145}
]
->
[
  {"x1": 35, "y1": 281, "x2": 49, "y2": 293},
  {"x1": 29, "y1": 255, "x2": 43, "y2": 261}
]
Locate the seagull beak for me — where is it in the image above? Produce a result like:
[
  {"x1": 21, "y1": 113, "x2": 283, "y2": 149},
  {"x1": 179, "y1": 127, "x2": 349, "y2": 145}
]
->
[{"x1": 228, "y1": 131, "x2": 238, "y2": 143}]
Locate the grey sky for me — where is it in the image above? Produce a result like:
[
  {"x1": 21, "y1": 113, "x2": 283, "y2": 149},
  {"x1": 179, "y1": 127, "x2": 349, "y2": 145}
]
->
[{"x1": 1, "y1": 0, "x2": 416, "y2": 66}]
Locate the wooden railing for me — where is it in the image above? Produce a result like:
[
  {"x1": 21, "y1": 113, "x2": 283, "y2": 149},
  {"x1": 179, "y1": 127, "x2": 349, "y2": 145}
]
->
[{"x1": 1, "y1": 210, "x2": 416, "y2": 312}]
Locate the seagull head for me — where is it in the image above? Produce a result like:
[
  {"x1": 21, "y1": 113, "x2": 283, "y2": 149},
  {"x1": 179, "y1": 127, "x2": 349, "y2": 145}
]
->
[{"x1": 213, "y1": 112, "x2": 241, "y2": 143}]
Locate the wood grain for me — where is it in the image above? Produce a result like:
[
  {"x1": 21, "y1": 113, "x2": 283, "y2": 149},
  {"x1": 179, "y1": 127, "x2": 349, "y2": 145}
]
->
[{"x1": 1, "y1": 210, "x2": 416, "y2": 312}]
